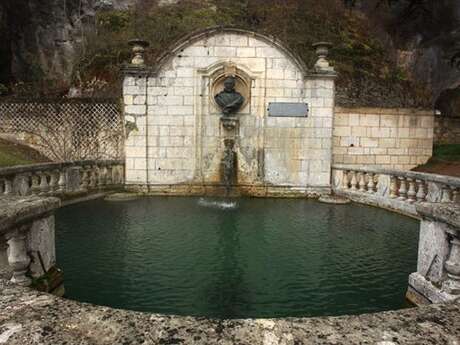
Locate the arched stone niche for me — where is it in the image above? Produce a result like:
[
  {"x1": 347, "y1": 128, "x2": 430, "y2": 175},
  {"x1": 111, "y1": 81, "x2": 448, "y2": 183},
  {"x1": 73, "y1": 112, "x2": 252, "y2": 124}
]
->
[
  {"x1": 208, "y1": 62, "x2": 252, "y2": 114},
  {"x1": 122, "y1": 28, "x2": 336, "y2": 196}
]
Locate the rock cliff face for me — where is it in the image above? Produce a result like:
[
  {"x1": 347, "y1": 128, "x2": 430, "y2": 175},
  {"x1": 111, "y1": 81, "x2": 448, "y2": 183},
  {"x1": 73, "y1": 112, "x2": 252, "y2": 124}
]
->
[
  {"x1": 1, "y1": 0, "x2": 459, "y2": 112},
  {"x1": 391, "y1": 0, "x2": 460, "y2": 115},
  {"x1": 0, "y1": 0, "x2": 136, "y2": 87},
  {"x1": 359, "y1": 0, "x2": 460, "y2": 115}
]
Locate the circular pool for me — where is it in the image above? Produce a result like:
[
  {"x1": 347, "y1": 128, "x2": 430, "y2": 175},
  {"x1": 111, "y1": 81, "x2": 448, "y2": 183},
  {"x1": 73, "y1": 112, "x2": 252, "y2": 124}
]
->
[{"x1": 55, "y1": 197, "x2": 419, "y2": 319}]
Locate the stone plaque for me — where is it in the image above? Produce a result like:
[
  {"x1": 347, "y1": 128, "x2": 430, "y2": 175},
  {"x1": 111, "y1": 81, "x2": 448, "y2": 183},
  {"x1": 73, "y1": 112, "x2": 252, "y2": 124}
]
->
[{"x1": 268, "y1": 102, "x2": 309, "y2": 117}]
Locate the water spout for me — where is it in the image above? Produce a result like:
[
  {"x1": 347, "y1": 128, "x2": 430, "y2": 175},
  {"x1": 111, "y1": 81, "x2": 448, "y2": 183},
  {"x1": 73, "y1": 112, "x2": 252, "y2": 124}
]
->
[{"x1": 222, "y1": 139, "x2": 236, "y2": 196}]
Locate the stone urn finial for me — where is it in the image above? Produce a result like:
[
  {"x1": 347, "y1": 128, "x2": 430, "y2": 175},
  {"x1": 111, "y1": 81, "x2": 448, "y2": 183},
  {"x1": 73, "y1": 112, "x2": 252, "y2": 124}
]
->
[
  {"x1": 128, "y1": 39, "x2": 149, "y2": 66},
  {"x1": 312, "y1": 42, "x2": 334, "y2": 72}
]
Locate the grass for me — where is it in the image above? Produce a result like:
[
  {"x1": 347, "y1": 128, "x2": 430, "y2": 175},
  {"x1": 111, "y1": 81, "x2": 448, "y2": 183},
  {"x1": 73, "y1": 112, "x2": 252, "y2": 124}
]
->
[
  {"x1": 0, "y1": 138, "x2": 50, "y2": 167},
  {"x1": 433, "y1": 144, "x2": 460, "y2": 161},
  {"x1": 414, "y1": 144, "x2": 460, "y2": 178}
]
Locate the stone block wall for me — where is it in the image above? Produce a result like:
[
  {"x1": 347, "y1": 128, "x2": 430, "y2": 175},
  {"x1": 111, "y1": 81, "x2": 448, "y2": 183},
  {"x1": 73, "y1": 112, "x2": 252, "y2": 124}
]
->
[
  {"x1": 435, "y1": 116, "x2": 460, "y2": 145},
  {"x1": 123, "y1": 29, "x2": 335, "y2": 194},
  {"x1": 333, "y1": 107, "x2": 434, "y2": 170}
]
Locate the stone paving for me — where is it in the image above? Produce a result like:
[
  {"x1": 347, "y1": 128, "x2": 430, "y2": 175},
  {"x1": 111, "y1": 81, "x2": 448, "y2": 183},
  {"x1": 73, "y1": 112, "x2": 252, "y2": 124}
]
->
[{"x1": 0, "y1": 278, "x2": 459, "y2": 345}]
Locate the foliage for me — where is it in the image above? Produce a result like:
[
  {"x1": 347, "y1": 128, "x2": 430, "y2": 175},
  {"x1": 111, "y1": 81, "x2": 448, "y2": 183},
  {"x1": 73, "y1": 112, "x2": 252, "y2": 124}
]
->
[{"x1": 71, "y1": 0, "x2": 431, "y2": 106}]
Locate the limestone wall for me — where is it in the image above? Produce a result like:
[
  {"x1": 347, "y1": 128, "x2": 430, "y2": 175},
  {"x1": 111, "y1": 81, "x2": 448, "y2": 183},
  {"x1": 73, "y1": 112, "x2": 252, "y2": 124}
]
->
[
  {"x1": 333, "y1": 107, "x2": 434, "y2": 170},
  {"x1": 123, "y1": 29, "x2": 335, "y2": 194}
]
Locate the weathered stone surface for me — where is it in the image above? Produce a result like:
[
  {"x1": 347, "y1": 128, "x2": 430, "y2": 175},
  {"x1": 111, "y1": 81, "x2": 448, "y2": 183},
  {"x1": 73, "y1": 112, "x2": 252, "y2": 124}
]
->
[
  {"x1": 435, "y1": 116, "x2": 460, "y2": 145},
  {"x1": 333, "y1": 107, "x2": 434, "y2": 170},
  {"x1": 318, "y1": 194, "x2": 351, "y2": 204},
  {"x1": 0, "y1": 197, "x2": 60, "y2": 235},
  {"x1": 104, "y1": 193, "x2": 141, "y2": 201},
  {"x1": 0, "y1": 278, "x2": 459, "y2": 345},
  {"x1": 123, "y1": 28, "x2": 335, "y2": 194},
  {"x1": 416, "y1": 203, "x2": 460, "y2": 229}
]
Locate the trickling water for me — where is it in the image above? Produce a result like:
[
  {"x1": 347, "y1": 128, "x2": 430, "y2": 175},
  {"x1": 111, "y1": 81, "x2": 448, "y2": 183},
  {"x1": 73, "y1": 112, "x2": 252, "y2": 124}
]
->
[
  {"x1": 222, "y1": 139, "x2": 236, "y2": 196},
  {"x1": 56, "y1": 197, "x2": 419, "y2": 319}
]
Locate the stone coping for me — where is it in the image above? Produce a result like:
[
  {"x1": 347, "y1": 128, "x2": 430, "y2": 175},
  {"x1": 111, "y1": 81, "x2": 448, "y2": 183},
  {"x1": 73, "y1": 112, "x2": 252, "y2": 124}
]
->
[
  {"x1": 416, "y1": 202, "x2": 460, "y2": 229},
  {"x1": 0, "y1": 196, "x2": 60, "y2": 234},
  {"x1": 333, "y1": 164, "x2": 460, "y2": 187},
  {"x1": 0, "y1": 159, "x2": 124, "y2": 177},
  {"x1": 334, "y1": 107, "x2": 434, "y2": 115},
  {"x1": 0, "y1": 278, "x2": 459, "y2": 345},
  {"x1": 121, "y1": 26, "x2": 338, "y2": 80}
]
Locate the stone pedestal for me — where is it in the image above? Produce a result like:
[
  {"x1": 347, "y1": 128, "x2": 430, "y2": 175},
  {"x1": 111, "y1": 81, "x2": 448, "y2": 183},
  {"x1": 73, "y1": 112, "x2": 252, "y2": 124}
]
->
[
  {"x1": 407, "y1": 203, "x2": 460, "y2": 304},
  {"x1": 6, "y1": 229, "x2": 31, "y2": 286}
]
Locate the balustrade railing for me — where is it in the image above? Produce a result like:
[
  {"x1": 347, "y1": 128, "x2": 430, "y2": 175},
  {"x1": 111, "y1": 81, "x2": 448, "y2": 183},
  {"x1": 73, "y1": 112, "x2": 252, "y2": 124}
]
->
[
  {"x1": 0, "y1": 160, "x2": 124, "y2": 197},
  {"x1": 332, "y1": 164, "x2": 460, "y2": 206}
]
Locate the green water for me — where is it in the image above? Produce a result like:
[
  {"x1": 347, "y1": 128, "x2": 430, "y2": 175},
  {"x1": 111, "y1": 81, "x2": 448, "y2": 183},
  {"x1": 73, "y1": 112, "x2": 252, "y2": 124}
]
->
[{"x1": 55, "y1": 197, "x2": 419, "y2": 319}]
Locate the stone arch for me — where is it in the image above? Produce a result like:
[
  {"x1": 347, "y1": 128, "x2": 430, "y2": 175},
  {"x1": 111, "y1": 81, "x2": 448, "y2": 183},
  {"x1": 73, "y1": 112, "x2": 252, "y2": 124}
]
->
[
  {"x1": 123, "y1": 26, "x2": 336, "y2": 193},
  {"x1": 151, "y1": 27, "x2": 309, "y2": 77}
]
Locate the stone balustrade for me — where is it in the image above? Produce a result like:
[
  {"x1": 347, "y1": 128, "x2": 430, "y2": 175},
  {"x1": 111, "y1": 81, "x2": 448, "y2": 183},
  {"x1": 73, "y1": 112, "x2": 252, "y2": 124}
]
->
[
  {"x1": 408, "y1": 203, "x2": 460, "y2": 304},
  {"x1": 332, "y1": 164, "x2": 460, "y2": 215},
  {"x1": 0, "y1": 160, "x2": 125, "y2": 198},
  {"x1": 0, "y1": 196, "x2": 60, "y2": 288}
]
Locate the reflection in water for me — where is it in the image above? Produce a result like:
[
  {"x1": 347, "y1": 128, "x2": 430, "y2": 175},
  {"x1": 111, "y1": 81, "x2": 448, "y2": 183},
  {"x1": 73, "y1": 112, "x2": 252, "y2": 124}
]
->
[{"x1": 56, "y1": 197, "x2": 419, "y2": 319}]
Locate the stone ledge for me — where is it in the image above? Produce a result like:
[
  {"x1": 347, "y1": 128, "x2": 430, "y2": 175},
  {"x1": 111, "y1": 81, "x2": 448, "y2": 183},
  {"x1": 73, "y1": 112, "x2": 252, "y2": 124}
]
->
[
  {"x1": 0, "y1": 278, "x2": 459, "y2": 345},
  {"x1": 334, "y1": 189, "x2": 418, "y2": 218},
  {"x1": 0, "y1": 159, "x2": 124, "y2": 177},
  {"x1": 0, "y1": 196, "x2": 60, "y2": 234},
  {"x1": 124, "y1": 183, "x2": 331, "y2": 198},
  {"x1": 416, "y1": 203, "x2": 460, "y2": 229},
  {"x1": 334, "y1": 107, "x2": 433, "y2": 115},
  {"x1": 408, "y1": 273, "x2": 460, "y2": 304}
]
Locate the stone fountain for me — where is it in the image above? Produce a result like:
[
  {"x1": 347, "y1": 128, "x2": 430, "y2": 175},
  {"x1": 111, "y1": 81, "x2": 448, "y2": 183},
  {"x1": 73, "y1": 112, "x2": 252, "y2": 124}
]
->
[{"x1": 214, "y1": 76, "x2": 245, "y2": 195}]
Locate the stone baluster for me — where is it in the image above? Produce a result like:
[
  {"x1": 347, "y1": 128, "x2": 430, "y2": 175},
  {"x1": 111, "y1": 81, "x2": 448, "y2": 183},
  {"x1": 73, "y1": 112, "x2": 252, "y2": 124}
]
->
[
  {"x1": 398, "y1": 177, "x2": 407, "y2": 201},
  {"x1": 57, "y1": 170, "x2": 66, "y2": 193},
  {"x1": 39, "y1": 171, "x2": 50, "y2": 195},
  {"x1": 119, "y1": 164, "x2": 125, "y2": 184},
  {"x1": 6, "y1": 228, "x2": 31, "y2": 286},
  {"x1": 0, "y1": 179, "x2": 4, "y2": 194},
  {"x1": 0, "y1": 238, "x2": 7, "y2": 267},
  {"x1": 407, "y1": 178, "x2": 416, "y2": 203},
  {"x1": 358, "y1": 172, "x2": 366, "y2": 192},
  {"x1": 80, "y1": 168, "x2": 89, "y2": 191},
  {"x1": 342, "y1": 170, "x2": 349, "y2": 189},
  {"x1": 416, "y1": 179, "x2": 426, "y2": 202},
  {"x1": 441, "y1": 185, "x2": 452, "y2": 203},
  {"x1": 112, "y1": 165, "x2": 119, "y2": 185},
  {"x1": 49, "y1": 170, "x2": 59, "y2": 193},
  {"x1": 30, "y1": 173, "x2": 40, "y2": 195},
  {"x1": 106, "y1": 165, "x2": 113, "y2": 185},
  {"x1": 89, "y1": 166, "x2": 97, "y2": 189},
  {"x1": 443, "y1": 230, "x2": 460, "y2": 295},
  {"x1": 367, "y1": 173, "x2": 375, "y2": 193},
  {"x1": 97, "y1": 166, "x2": 106, "y2": 187},
  {"x1": 350, "y1": 171, "x2": 358, "y2": 191},
  {"x1": 389, "y1": 176, "x2": 398, "y2": 199},
  {"x1": 4, "y1": 178, "x2": 12, "y2": 195},
  {"x1": 450, "y1": 187, "x2": 459, "y2": 203}
]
